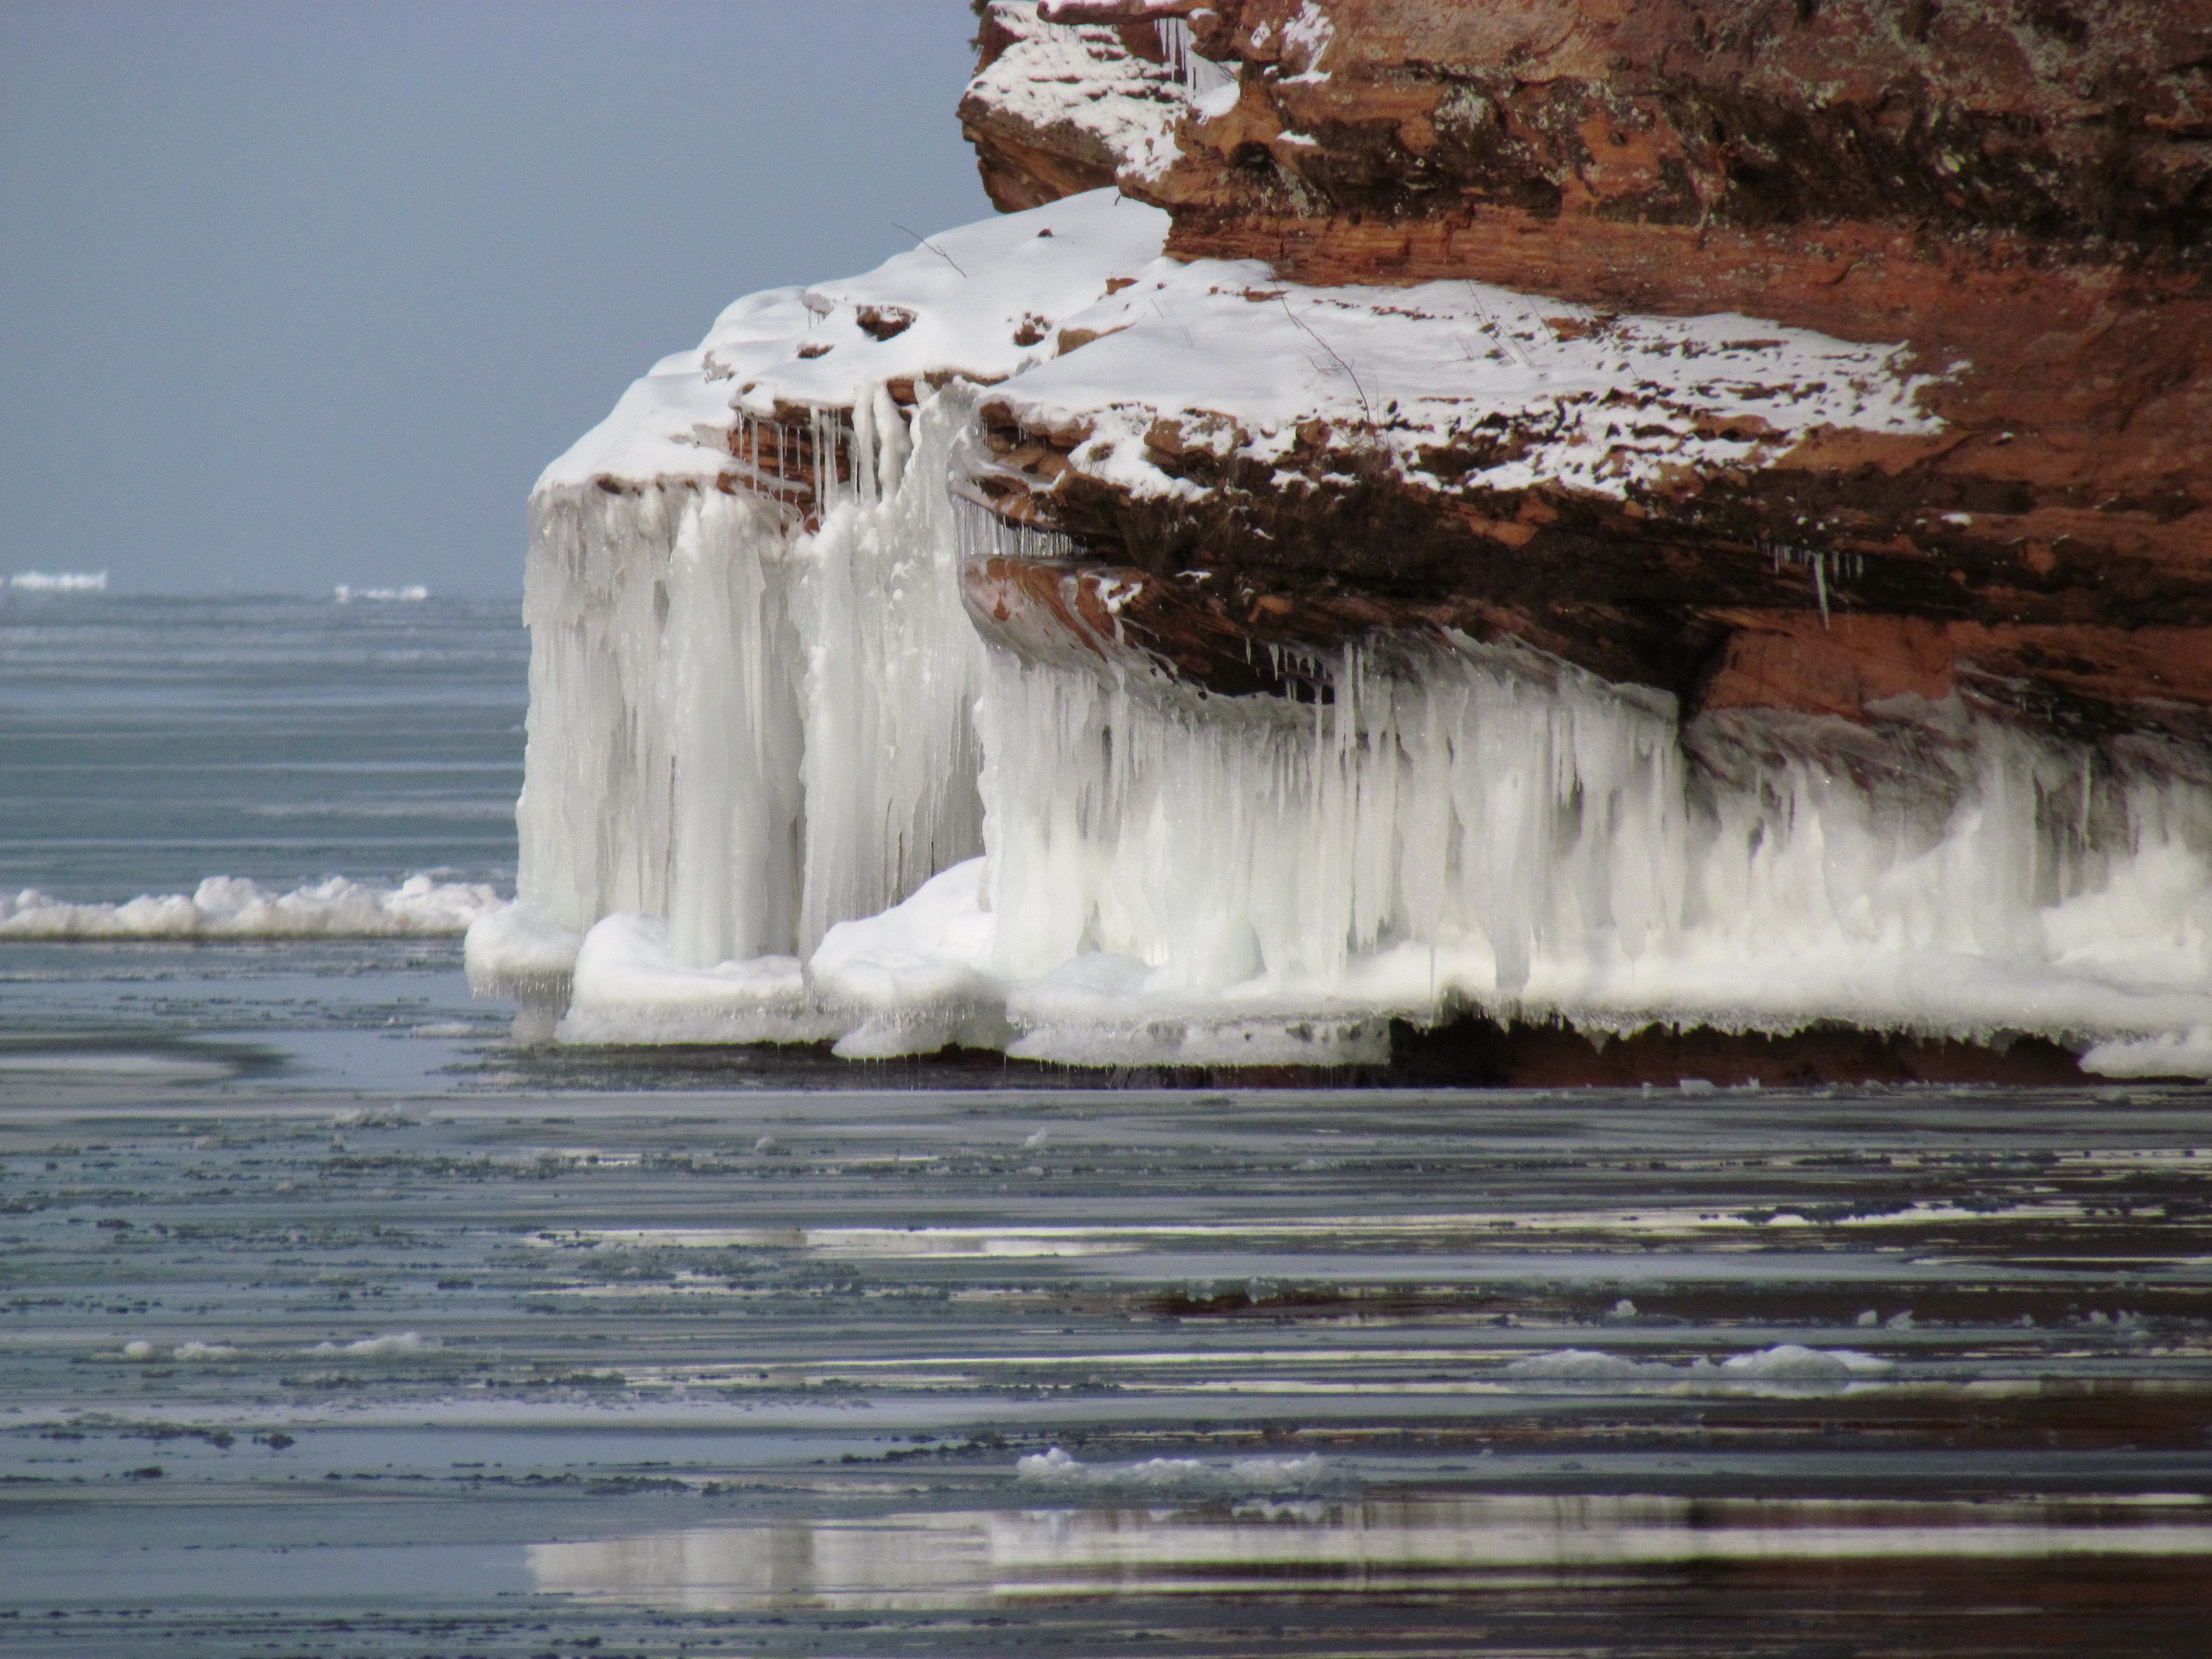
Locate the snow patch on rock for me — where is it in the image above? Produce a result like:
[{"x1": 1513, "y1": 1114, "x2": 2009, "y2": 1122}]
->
[{"x1": 994, "y1": 258, "x2": 1945, "y2": 507}]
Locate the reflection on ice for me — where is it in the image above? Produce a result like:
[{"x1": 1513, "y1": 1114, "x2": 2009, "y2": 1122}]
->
[
  {"x1": 1014, "y1": 1445, "x2": 1338, "y2": 1493},
  {"x1": 532, "y1": 1494, "x2": 2212, "y2": 1611},
  {"x1": 541, "y1": 1192, "x2": 2099, "y2": 1259},
  {"x1": 535, "y1": 1516, "x2": 985, "y2": 1614}
]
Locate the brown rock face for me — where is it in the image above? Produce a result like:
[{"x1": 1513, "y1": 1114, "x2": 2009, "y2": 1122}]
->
[
  {"x1": 973, "y1": 1, "x2": 2212, "y2": 745},
  {"x1": 1137, "y1": 0, "x2": 2212, "y2": 523},
  {"x1": 962, "y1": 6, "x2": 1185, "y2": 210}
]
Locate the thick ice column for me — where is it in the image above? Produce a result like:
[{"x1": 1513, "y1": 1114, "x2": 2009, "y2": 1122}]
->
[
  {"x1": 491, "y1": 383, "x2": 991, "y2": 1022},
  {"x1": 514, "y1": 482, "x2": 803, "y2": 965},
  {"x1": 796, "y1": 387, "x2": 988, "y2": 955},
  {"x1": 514, "y1": 482, "x2": 682, "y2": 939},
  {"x1": 661, "y1": 491, "x2": 806, "y2": 966}
]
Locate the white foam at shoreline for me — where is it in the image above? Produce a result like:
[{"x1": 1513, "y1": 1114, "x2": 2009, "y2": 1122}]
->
[
  {"x1": 0, "y1": 874, "x2": 502, "y2": 939},
  {"x1": 9, "y1": 570, "x2": 108, "y2": 591}
]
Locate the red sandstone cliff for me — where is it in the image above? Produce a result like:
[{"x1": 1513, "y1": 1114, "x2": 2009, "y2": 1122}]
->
[{"x1": 960, "y1": 1, "x2": 2212, "y2": 745}]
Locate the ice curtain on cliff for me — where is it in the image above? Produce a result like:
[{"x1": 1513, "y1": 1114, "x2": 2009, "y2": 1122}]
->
[{"x1": 461, "y1": 183, "x2": 2212, "y2": 1075}]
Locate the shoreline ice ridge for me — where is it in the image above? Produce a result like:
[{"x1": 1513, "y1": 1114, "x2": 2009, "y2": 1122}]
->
[
  {"x1": 2, "y1": 874, "x2": 503, "y2": 939},
  {"x1": 469, "y1": 189, "x2": 2212, "y2": 1074}
]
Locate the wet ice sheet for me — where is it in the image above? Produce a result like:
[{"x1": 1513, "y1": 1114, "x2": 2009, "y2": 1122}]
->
[
  {"x1": 533, "y1": 1494, "x2": 2212, "y2": 1611},
  {"x1": 2, "y1": 1083, "x2": 2208, "y2": 1655},
  {"x1": 0, "y1": 938, "x2": 506, "y2": 1098}
]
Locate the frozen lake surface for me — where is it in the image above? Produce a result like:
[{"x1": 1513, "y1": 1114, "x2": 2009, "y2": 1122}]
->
[{"x1": 3, "y1": 1056, "x2": 2209, "y2": 1656}]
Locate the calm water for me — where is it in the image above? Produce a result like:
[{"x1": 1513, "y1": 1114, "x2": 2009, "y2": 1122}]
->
[
  {"x1": 1, "y1": 591, "x2": 524, "y2": 1088},
  {"x1": 2, "y1": 590, "x2": 2209, "y2": 1656},
  {"x1": 0, "y1": 590, "x2": 526, "y2": 902}
]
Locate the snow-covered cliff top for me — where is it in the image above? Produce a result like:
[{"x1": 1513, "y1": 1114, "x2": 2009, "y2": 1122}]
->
[
  {"x1": 537, "y1": 191, "x2": 1171, "y2": 493},
  {"x1": 540, "y1": 185, "x2": 1941, "y2": 514},
  {"x1": 987, "y1": 257, "x2": 1943, "y2": 505}
]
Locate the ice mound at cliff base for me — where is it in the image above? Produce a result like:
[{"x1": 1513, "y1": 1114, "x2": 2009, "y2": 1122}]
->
[
  {"x1": 2078, "y1": 1025, "x2": 2212, "y2": 1078},
  {"x1": 804, "y1": 860, "x2": 1397, "y2": 1062},
  {"x1": 463, "y1": 901, "x2": 584, "y2": 1002},
  {"x1": 810, "y1": 861, "x2": 1012, "y2": 1056},
  {"x1": 556, "y1": 913, "x2": 840, "y2": 1046}
]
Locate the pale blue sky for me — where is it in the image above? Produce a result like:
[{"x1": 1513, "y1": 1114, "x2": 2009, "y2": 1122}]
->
[{"x1": 0, "y1": 0, "x2": 993, "y2": 595}]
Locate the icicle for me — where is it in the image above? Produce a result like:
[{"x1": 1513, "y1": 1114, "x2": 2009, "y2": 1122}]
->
[
  {"x1": 850, "y1": 389, "x2": 879, "y2": 509},
  {"x1": 950, "y1": 493, "x2": 1076, "y2": 565},
  {"x1": 811, "y1": 408, "x2": 832, "y2": 509},
  {"x1": 1157, "y1": 17, "x2": 1237, "y2": 97},
  {"x1": 873, "y1": 383, "x2": 910, "y2": 499},
  {"x1": 661, "y1": 490, "x2": 805, "y2": 966},
  {"x1": 502, "y1": 386, "x2": 989, "y2": 982}
]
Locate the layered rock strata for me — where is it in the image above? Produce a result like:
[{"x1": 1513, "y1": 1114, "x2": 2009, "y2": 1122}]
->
[{"x1": 974, "y1": 0, "x2": 2212, "y2": 744}]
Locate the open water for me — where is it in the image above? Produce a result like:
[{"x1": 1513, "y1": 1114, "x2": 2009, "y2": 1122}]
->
[
  {"x1": 2, "y1": 591, "x2": 2209, "y2": 1657},
  {"x1": 1, "y1": 591, "x2": 527, "y2": 903}
]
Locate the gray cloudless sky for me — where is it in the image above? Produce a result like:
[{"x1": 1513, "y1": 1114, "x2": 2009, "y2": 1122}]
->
[{"x1": 1, "y1": 0, "x2": 994, "y2": 595}]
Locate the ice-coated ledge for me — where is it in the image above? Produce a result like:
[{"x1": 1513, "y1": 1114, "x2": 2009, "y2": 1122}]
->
[
  {"x1": 482, "y1": 188, "x2": 2212, "y2": 1077},
  {"x1": 533, "y1": 183, "x2": 1943, "y2": 530},
  {"x1": 536, "y1": 189, "x2": 1173, "y2": 500},
  {"x1": 533, "y1": 181, "x2": 1940, "y2": 518}
]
